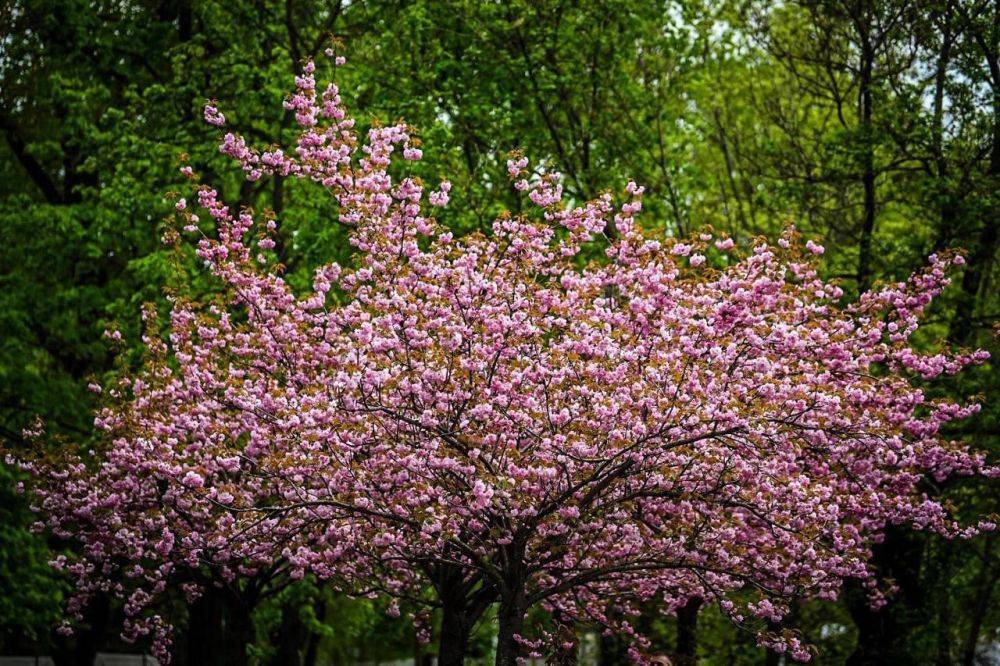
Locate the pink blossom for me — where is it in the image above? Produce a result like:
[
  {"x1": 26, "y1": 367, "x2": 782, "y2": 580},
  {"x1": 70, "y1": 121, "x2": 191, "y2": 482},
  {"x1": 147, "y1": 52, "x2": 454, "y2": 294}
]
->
[
  {"x1": 507, "y1": 155, "x2": 529, "y2": 177},
  {"x1": 181, "y1": 471, "x2": 204, "y2": 489},
  {"x1": 203, "y1": 103, "x2": 226, "y2": 127}
]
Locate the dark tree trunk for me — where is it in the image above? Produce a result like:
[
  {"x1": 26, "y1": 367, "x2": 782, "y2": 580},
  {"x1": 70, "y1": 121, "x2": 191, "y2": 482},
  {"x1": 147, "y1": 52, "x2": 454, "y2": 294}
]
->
[
  {"x1": 223, "y1": 595, "x2": 254, "y2": 666},
  {"x1": 186, "y1": 588, "x2": 225, "y2": 666},
  {"x1": 956, "y1": 6, "x2": 1000, "y2": 661},
  {"x1": 952, "y1": 0, "x2": 1000, "y2": 343},
  {"x1": 434, "y1": 565, "x2": 496, "y2": 666},
  {"x1": 674, "y1": 598, "x2": 702, "y2": 666},
  {"x1": 598, "y1": 634, "x2": 629, "y2": 665},
  {"x1": 438, "y1": 602, "x2": 477, "y2": 666},
  {"x1": 269, "y1": 600, "x2": 306, "y2": 666},
  {"x1": 70, "y1": 593, "x2": 111, "y2": 666},
  {"x1": 930, "y1": 2, "x2": 957, "y2": 253},
  {"x1": 1, "y1": 114, "x2": 64, "y2": 204},
  {"x1": 856, "y1": 12, "x2": 877, "y2": 294},
  {"x1": 178, "y1": 0, "x2": 192, "y2": 41},
  {"x1": 713, "y1": 108, "x2": 749, "y2": 233},
  {"x1": 495, "y1": 590, "x2": 527, "y2": 666},
  {"x1": 846, "y1": 527, "x2": 925, "y2": 665},
  {"x1": 949, "y1": 198, "x2": 998, "y2": 344},
  {"x1": 846, "y1": 582, "x2": 887, "y2": 666}
]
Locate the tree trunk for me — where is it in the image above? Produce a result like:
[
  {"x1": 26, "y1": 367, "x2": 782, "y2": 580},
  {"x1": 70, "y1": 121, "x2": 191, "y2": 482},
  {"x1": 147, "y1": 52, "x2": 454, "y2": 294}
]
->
[
  {"x1": 435, "y1": 566, "x2": 496, "y2": 666},
  {"x1": 930, "y1": 2, "x2": 956, "y2": 254},
  {"x1": 598, "y1": 634, "x2": 629, "y2": 666},
  {"x1": 269, "y1": 600, "x2": 306, "y2": 666},
  {"x1": 223, "y1": 595, "x2": 254, "y2": 666},
  {"x1": 71, "y1": 593, "x2": 111, "y2": 666},
  {"x1": 856, "y1": 13, "x2": 877, "y2": 294},
  {"x1": 713, "y1": 108, "x2": 749, "y2": 233},
  {"x1": 846, "y1": 527, "x2": 925, "y2": 665},
  {"x1": 178, "y1": 0, "x2": 192, "y2": 41},
  {"x1": 949, "y1": 196, "x2": 998, "y2": 344},
  {"x1": 496, "y1": 591, "x2": 527, "y2": 666},
  {"x1": 951, "y1": 0, "x2": 1000, "y2": 342},
  {"x1": 186, "y1": 589, "x2": 225, "y2": 666},
  {"x1": 438, "y1": 602, "x2": 477, "y2": 666},
  {"x1": 674, "y1": 598, "x2": 702, "y2": 666}
]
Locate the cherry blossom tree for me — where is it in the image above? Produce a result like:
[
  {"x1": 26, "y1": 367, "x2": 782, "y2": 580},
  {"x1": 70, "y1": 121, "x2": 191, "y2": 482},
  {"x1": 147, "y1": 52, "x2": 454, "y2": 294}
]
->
[{"x1": 12, "y1": 54, "x2": 997, "y2": 665}]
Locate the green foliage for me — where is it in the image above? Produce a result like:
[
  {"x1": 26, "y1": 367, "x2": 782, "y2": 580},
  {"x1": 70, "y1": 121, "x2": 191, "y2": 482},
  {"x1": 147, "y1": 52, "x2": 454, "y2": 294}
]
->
[
  {"x1": 251, "y1": 584, "x2": 415, "y2": 666},
  {"x1": 0, "y1": 466, "x2": 66, "y2": 652}
]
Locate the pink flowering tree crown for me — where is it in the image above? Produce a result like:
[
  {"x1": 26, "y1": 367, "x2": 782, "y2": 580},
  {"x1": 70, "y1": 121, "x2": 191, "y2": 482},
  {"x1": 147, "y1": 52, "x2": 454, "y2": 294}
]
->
[{"x1": 11, "y1": 52, "x2": 997, "y2": 664}]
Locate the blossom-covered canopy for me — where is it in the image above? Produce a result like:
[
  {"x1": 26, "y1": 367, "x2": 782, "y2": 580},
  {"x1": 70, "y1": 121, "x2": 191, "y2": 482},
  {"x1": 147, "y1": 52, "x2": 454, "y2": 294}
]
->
[{"x1": 16, "y1": 54, "x2": 995, "y2": 664}]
